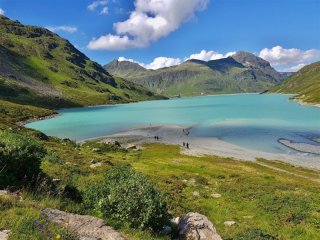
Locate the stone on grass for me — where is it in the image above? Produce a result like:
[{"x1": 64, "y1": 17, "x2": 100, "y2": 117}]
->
[
  {"x1": 211, "y1": 193, "x2": 221, "y2": 198},
  {"x1": 178, "y1": 212, "x2": 222, "y2": 240},
  {"x1": 90, "y1": 162, "x2": 102, "y2": 169},
  {"x1": 42, "y1": 208, "x2": 124, "y2": 240},
  {"x1": 126, "y1": 144, "x2": 137, "y2": 150},
  {"x1": 193, "y1": 191, "x2": 200, "y2": 197},
  {"x1": 224, "y1": 221, "x2": 236, "y2": 227},
  {"x1": 0, "y1": 230, "x2": 10, "y2": 240}
]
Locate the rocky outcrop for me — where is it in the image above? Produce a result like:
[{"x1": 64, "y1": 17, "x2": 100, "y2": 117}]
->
[
  {"x1": 178, "y1": 212, "x2": 222, "y2": 240},
  {"x1": 42, "y1": 208, "x2": 124, "y2": 240}
]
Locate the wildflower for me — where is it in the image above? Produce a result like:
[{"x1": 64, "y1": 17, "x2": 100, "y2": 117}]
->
[{"x1": 56, "y1": 234, "x2": 61, "y2": 240}]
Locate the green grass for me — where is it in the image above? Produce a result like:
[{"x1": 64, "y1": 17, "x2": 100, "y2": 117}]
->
[
  {"x1": 270, "y1": 61, "x2": 320, "y2": 104},
  {"x1": 27, "y1": 139, "x2": 319, "y2": 240}
]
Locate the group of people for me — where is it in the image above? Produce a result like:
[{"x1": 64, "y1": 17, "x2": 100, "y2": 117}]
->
[
  {"x1": 154, "y1": 136, "x2": 160, "y2": 140},
  {"x1": 183, "y1": 142, "x2": 189, "y2": 149}
]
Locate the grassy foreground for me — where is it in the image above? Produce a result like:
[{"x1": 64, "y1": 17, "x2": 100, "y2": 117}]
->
[
  {"x1": 2, "y1": 136, "x2": 320, "y2": 239},
  {"x1": 1, "y1": 101, "x2": 320, "y2": 239}
]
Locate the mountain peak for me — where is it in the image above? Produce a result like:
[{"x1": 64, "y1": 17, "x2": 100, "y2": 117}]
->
[
  {"x1": 105, "y1": 60, "x2": 146, "y2": 72},
  {"x1": 231, "y1": 51, "x2": 271, "y2": 69}
]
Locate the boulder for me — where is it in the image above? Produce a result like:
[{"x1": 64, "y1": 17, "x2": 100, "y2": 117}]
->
[
  {"x1": 178, "y1": 212, "x2": 222, "y2": 240},
  {"x1": 42, "y1": 208, "x2": 124, "y2": 240}
]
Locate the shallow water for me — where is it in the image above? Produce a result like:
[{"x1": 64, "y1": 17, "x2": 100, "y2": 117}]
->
[{"x1": 26, "y1": 94, "x2": 320, "y2": 154}]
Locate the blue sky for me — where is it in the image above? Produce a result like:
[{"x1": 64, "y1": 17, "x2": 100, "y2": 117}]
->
[{"x1": 0, "y1": 0, "x2": 319, "y2": 71}]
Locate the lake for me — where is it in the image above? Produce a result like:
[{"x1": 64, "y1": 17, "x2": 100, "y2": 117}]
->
[{"x1": 26, "y1": 94, "x2": 320, "y2": 155}]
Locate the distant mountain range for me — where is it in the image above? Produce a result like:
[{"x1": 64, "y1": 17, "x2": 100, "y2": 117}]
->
[
  {"x1": 0, "y1": 16, "x2": 163, "y2": 109},
  {"x1": 269, "y1": 61, "x2": 320, "y2": 104},
  {"x1": 105, "y1": 51, "x2": 287, "y2": 97}
]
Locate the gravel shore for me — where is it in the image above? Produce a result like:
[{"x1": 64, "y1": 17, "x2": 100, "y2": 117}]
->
[{"x1": 85, "y1": 124, "x2": 320, "y2": 170}]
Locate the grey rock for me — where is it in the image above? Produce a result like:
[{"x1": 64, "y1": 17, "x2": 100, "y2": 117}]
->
[
  {"x1": 42, "y1": 208, "x2": 124, "y2": 240},
  {"x1": 178, "y1": 212, "x2": 222, "y2": 240}
]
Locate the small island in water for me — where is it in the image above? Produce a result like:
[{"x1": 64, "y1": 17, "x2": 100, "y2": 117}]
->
[{"x1": 1, "y1": 2, "x2": 320, "y2": 240}]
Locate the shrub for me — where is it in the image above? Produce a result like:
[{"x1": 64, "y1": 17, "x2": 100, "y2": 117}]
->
[
  {"x1": 0, "y1": 131, "x2": 47, "y2": 188},
  {"x1": 235, "y1": 228, "x2": 278, "y2": 240},
  {"x1": 84, "y1": 164, "x2": 169, "y2": 231}
]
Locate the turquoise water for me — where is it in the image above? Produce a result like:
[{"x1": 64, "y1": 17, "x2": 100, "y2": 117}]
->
[{"x1": 26, "y1": 94, "x2": 320, "y2": 154}]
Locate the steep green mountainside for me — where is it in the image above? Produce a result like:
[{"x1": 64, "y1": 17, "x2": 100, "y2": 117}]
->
[
  {"x1": 105, "y1": 52, "x2": 284, "y2": 97},
  {"x1": 0, "y1": 16, "x2": 162, "y2": 109},
  {"x1": 106, "y1": 59, "x2": 147, "y2": 78},
  {"x1": 269, "y1": 61, "x2": 320, "y2": 104}
]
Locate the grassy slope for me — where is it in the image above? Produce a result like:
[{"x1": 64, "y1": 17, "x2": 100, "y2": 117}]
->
[
  {"x1": 0, "y1": 16, "x2": 163, "y2": 109},
  {"x1": 1, "y1": 103, "x2": 320, "y2": 239},
  {"x1": 270, "y1": 61, "x2": 320, "y2": 104}
]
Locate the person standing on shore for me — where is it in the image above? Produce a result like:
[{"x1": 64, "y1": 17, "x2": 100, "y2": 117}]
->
[{"x1": 186, "y1": 143, "x2": 189, "y2": 149}]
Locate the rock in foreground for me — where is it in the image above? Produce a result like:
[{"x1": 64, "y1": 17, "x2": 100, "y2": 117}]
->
[
  {"x1": 178, "y1": 212, "x2": 222, "y2": 240},
  {"x1": 42, "y1": 208, "x2": 124, "y2": 240}
]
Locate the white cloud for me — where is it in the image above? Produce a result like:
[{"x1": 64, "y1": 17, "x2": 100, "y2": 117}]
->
[
  {"x1": 100, "y1": 6, "x2": 109, "y2": 15},
  {"x1": 144, "y1": 57, "x2": 181, "y2": 69},
  {"x1": 47, "y1": 26, "x2": 78, "y2": 34},
  {"x1": 187, "y1": 50, "x2": 236, "y2": 61},
  {"x1": 282, "y1": 63, "x2": 306, "y2": 72},
  {"x1": 118, "y1": 56, "x2": 181, "y2": 70},
  {"x1": 259, "y1": 46, "x2": 320, "y2": 66},
  {"x1": 0, "y1": 8, "x2": 4, "y2": 15},
  {"x1": 88, "y1": 0, "x2": 108, "y2": 11},
  {"x1": 88, "y1": 0, "x2": 209, "y2": 50}
]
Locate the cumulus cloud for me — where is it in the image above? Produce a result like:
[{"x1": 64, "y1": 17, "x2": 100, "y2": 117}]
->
[
  {"x1": 144, "y1": 57, "x2": 181, "y2": 69},
  {"x1": 88, "y1": 0, "x2": 108, "y2": 11},
  {"x1": 259, "y1": 46, "x2": 320, "y2": 66},
  {"x1": 0, "y1": 8, "x2": 4, "y2": 15},
  {"x1": 187, "y1": 50, "x2": 236, "y2": 61},
  {"x1": 117, "y1": 49, "x2": 240, "y2": 70},
  {"x1": 118, "y1": 56, "x2": 181, "y2": 70},
  {"x1": 47, "y1": 26, "x2": 78, "y2": 34},
  {"x1": 88, "y1": 0, "x2": 209, "y2": 50}
]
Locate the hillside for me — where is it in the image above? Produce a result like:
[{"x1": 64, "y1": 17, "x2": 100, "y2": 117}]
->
[
  {"x1": 269, "y1": 61, "x2": 320, "y2": 104},
  {"x1": 105, "y1": 52, "x2": 284, "y2": 97},
  {"x1": 0, "y1": 16, "x2": 162, "y2": 109}
]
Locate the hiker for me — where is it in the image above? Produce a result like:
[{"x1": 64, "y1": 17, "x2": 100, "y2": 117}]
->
[
  {"x1": 183, "y1": 142, "x2": 185, "y2": 147},
  {"x1": 154, "y1": 136, "x2": 157, "y2": 140},
  {"x1": 186, "y1": 143, "x2": 189, "y2": 149}
]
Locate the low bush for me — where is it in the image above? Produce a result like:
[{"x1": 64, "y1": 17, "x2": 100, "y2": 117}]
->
[
  {"x1": 83, "y1": 164, "x2": 169, "y2": 231},
  {"x1": 0, "y1": 130, "x2": 47, "y2": 188}
]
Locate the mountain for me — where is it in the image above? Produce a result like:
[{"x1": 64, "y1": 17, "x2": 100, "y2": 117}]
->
[
  {"x1": 106, "y1": 60, "x2": 147, "y2": 77},
  {"x1": 269, "y1": 61, "x2": 320, "y2": 104},
  {"x1": 0, "y1": 16, "x2": 163, "y2": 109},
  {"x1": 105, "y1": 52, "x2": 284, "y2": 97}
]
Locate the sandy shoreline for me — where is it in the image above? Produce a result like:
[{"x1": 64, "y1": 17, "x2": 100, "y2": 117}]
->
[{"x1": 82, "y1": 124, "x2": 320, "y2": 170}]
